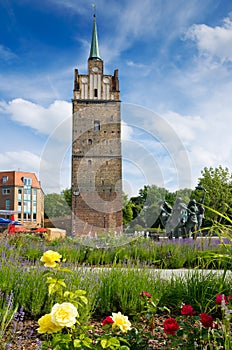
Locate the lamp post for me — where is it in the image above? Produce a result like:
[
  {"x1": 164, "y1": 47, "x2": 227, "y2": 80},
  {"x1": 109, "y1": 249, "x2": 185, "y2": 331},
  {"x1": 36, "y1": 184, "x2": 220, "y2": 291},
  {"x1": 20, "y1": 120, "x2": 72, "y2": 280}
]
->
[{"x1": 72, "y1": 187, "x2": 80, "y2": 236}]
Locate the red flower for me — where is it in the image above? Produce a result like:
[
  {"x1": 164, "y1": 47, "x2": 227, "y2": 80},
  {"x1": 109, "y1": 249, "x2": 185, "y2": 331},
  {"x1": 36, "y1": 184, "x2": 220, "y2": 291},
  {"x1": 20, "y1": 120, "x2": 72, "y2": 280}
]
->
[
  {"x1": 102, "y1": 316, "x2": 114, "y2": 326},
  {"x1": 181, "y1": 304, "x2": 194, "y2": 316},
  {"x1": 227, "y1": 295, "x2": 232, "y2": 301},
  {"x1": 215, "y1": 294, "x2": 228, "y2": 305},
  {"x1": 200, "y1": 313, "x2": 213, "y2": 328},
  {"x1": 139, "y1": 291, "x2": 152, "y2": 298},
  {"x1": 164, "y1": 318, "x2": 179, "y2": 336}
]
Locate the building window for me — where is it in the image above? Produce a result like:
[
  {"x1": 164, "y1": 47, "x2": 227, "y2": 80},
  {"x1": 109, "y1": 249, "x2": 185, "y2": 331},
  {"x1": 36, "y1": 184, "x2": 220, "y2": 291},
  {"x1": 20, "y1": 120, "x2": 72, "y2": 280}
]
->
[
  {"x1": 24, "y1": 201, "x2": 31, "y2": 214},
  {"x1": 94, "y1": 121, "x2": 100, "y2": 131},
  {"x1": 88, "y1": 139, "x2": 92, "y2": 145},
  {"x1": 23, "y1": 177, "x2": 32, "y2": 186},
  {"x1": 33, "y1": 213, "x2": 37, "y2": 221},
  {"x1": 24, "y1": 188, "x2": 31, "y2": 200},
  {"x1": 88, "y1": 160, "x2": 92, "y2": 167},
  {"x1": 5, "y1": 199, "x2": 10, "y2": 210},
  {"x1": 94, "y1": 89, "x2": 98, "y2": 97},
  {"x1": 2, "y1": 176, "x2": 8, "y2": 183},
  {"x1": 24, "y1": 213, "x2": 31, "y2": 221},
  {"x1": 2, "y1": 187, "x2": 10, "y2": 195},
  {"x1": 18, "y1": 188, "x2": 22, "y2": 194}
]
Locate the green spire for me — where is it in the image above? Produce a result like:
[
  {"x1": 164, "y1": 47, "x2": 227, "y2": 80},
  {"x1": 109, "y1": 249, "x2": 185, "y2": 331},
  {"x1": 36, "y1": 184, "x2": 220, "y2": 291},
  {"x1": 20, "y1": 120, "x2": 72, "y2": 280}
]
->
[{"x1": 89, "y1": 14, "x2": 101, "y2": 60}]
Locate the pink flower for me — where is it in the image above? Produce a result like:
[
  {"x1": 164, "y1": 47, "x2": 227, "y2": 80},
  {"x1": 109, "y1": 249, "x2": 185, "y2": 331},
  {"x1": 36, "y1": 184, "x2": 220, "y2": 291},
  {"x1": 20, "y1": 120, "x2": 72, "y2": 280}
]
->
[
  {"x1": 200, "y1": 313, "x2": 213, "y2": 328},
  {"x1": 102, "y1": 316, "x2": 114, "y2": 327},
  {"x1": 215, "y1": 294, "x2": 228, "y2": 305},
  {"x1": 181, "y1": 304, "x2": 194, "y2": 316},
  {"x1": 164, "y1": 318, "x2": 179, "y2": 336}
]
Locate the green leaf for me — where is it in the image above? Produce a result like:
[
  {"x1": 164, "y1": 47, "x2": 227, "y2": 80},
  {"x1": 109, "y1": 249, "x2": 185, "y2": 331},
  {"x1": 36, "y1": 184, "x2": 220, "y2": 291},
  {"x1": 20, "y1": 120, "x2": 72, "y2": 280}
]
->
[
  {"x1": 58, "y1": 267, "x2": 72, "y2": 273},
  {"x1": 108, "y1": 337, "x2": 120, "y2": 347},
  {"x1": 73, "y1": 339, "x2": 82, "y2": 348},
  {"x1": 101, "y1": 339, "x2": 108, "y2": 348},
  {"x1": 78, "y1": 295, "x2": 88, "y2": 304},
  {"x1": 83, "y1": 337, "x2": 93, "y2": 348}
]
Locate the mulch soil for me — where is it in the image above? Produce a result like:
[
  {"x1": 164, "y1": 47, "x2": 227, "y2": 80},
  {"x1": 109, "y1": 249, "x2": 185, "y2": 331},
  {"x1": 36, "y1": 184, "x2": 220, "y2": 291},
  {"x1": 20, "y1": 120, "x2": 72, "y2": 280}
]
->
[{"x1": 3, "y1": 316, "x2": 171, "y2": 349}]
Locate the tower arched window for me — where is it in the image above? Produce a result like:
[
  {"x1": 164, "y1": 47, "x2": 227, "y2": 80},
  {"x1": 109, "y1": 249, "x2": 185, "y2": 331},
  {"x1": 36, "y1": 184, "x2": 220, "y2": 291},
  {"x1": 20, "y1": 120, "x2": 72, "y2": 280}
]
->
[
  {"x1": 88, "y1": 139, "x2": 92, "y2": 145},
  {"x1": 94, "y1": 120, "x2": 100, "y2": 131}
]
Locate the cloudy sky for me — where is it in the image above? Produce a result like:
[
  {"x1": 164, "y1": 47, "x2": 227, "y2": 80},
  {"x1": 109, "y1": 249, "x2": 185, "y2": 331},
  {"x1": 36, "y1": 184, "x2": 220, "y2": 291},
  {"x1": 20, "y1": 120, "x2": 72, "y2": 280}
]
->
[{"x1": 1, "y1": 0, "x2": 232, "y2": 197}]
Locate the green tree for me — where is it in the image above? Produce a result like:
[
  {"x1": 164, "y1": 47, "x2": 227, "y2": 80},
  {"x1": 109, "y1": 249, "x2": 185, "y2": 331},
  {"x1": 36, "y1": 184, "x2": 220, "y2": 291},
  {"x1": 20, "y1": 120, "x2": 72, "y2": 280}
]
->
[
  {"x1": 63, "y1": 188, "x2": 72, "y2": 209},
  {"x1": 196, "y1": 166, "x2": 232, "y2": 224},
  {"x1": 44, "y1": 192, "x2": 71, "y2": 218},
  {"x1": 123, "y1": 201, "x2": 133, "y2": 225},
  {"x1": 122, "y1": 193, "x2": 133, "y2": 225}
]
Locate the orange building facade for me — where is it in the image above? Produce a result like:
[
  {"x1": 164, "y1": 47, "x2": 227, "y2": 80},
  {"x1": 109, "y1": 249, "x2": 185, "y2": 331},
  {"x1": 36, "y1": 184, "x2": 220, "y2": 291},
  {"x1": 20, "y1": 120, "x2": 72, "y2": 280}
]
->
[{"x1": 0, "y1": 171, "x2": 44, "y2": 226}]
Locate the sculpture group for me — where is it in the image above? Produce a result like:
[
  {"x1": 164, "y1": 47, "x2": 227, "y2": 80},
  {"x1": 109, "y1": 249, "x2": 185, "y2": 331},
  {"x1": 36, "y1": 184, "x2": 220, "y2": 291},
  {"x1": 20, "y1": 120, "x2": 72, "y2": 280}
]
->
[{"x1": 158, "y1": 185, "x2": 206, "y2": 239}]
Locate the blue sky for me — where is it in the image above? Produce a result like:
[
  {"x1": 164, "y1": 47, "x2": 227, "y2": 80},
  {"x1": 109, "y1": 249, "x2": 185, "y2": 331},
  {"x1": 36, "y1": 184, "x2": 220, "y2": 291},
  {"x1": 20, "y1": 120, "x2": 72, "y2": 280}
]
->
[{"x1": 1, "y1": 0, "x2": 232, "y2": 197}]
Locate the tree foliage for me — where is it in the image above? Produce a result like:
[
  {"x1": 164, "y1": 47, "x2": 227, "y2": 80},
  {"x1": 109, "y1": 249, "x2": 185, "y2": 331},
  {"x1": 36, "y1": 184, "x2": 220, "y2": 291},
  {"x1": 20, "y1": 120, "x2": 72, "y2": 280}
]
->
[
  {"x1": 196, "y1": 166, "x2": 232, "y2": 224},
  {"x1": 122, "y1": 193, "x2": 133, "y2": 225},
  {"x1": 44, "y1": 192, "x2": 71, "y2": 218}
]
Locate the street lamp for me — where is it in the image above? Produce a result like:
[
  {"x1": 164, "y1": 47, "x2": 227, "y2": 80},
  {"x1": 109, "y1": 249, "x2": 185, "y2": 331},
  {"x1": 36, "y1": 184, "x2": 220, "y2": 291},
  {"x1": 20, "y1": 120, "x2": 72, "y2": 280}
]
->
[
  {"x1": 72, "y1": 187, "x2": 80, "y2": 236},
  {"x1": 103, "y1": 214, "x2": 106, "y2": 228}
]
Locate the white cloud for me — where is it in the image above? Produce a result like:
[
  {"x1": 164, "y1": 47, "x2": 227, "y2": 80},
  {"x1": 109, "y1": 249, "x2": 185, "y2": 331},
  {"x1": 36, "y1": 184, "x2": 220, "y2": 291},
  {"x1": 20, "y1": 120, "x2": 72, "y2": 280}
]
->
[
  {"x1": 4, "y1": 98, "x2": 72, "y2": 141},
  {"x1": 0, "y1": 151, "x2": 42, "y2": 173},
  {"x1": 121, "y1": 121, "x2": 134, "y2": 141},
  {"x1": 185, "y1": 16, "x2": 232, "y2": 62},
  {"x1": 0, "y1": 45, "x2": 17, "y2": 62}
]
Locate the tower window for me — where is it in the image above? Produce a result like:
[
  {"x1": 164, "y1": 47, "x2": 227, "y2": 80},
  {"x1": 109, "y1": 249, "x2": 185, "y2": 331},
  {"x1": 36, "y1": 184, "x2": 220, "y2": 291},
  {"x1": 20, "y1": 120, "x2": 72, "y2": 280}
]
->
[
  {"x1": 94, "y1": 121, "x2": 100, "y2": 131},
  {"x1": 88, "y1": 139, "x2": 92, "y2": 145},
  {"x1": 88, "y1": 160, "x2": 92, "y2": 167},
  {"x1": 94, "y1": 89, "x2": 98, "y2": 97}
]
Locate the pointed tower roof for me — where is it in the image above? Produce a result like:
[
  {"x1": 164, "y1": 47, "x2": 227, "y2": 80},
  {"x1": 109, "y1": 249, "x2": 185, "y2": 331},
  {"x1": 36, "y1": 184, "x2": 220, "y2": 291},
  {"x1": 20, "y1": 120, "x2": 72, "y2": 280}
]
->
[{"x1": 89, "y1": 14, "x2": 101, "y2": 60}]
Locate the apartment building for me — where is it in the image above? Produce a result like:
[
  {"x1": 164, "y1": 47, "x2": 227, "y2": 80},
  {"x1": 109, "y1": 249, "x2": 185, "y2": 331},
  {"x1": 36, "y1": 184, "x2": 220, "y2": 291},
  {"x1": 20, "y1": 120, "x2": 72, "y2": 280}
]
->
[{"x1": 0, "y1": 171, "x2": 44, "y2": 226}]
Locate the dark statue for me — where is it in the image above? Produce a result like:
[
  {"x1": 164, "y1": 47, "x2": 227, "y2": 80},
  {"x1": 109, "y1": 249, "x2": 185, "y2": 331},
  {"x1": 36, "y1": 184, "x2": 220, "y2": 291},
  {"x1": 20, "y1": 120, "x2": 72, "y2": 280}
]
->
[{"x1": 158, "y1": 184, "x2": 206, "y2": 239}]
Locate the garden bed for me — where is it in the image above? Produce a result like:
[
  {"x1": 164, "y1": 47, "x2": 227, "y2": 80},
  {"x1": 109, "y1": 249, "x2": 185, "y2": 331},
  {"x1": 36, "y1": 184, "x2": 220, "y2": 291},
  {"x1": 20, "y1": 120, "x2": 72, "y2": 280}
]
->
[
  {"x1": 3, "y1": 316, "x2": 169, "y2": 349},
  {"x1": 0, "y1": 235, "x2": 231, "y2": 349}
]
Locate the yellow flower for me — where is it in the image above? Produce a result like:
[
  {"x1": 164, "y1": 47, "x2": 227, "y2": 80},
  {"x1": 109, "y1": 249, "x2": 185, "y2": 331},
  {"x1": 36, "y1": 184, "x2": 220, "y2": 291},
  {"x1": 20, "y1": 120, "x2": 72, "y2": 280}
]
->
[
  {"x1": 51, "y1": 302, "x2": 78, "y2": 327},
  {"x1": 37, "y1": 313, "x2": 62, "y2": 334},
  {"x1": 40, "y1": 250, "x2": 62, "y2": 267},
  {"x1": 111, "y1": 312, "x2": 132, "y2": 333}
]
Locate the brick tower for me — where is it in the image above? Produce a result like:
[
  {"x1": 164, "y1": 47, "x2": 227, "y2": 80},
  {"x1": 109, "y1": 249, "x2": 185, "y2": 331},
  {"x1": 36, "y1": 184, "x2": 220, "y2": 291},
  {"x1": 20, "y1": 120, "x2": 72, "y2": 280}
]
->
[{"x1": 71, "y1": 14, "x2": 122, "y2": 235}]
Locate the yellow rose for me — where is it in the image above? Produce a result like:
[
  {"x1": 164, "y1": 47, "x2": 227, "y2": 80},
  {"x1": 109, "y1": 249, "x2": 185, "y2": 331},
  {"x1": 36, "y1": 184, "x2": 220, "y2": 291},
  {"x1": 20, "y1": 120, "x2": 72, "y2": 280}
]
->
[
  {"x1": 40, "y1": 250, "x2": 62, "y2": 267},
  {"x1": 51, "y1": 302, "x2": 78, "y2": 327},
  {"x1": 111, "y1": 312, "x2": 132, "y2": 333},
  {"x1": 37, "y1": 313, "x2": 62, "y2": 334}
]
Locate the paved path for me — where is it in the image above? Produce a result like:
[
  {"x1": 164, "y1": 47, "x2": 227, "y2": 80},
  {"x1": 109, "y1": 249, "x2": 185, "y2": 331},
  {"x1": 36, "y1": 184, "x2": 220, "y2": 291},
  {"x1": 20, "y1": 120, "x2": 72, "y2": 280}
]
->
[
  {"x1": 150, "y1": 268, "x2": 231, "y2": 279},
  {"x1": 75, "y1": 266, "x2": 231, "y2": 279}
]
